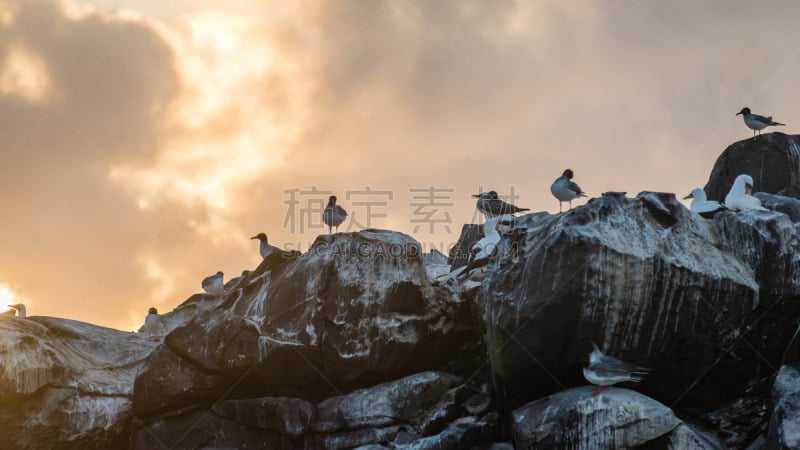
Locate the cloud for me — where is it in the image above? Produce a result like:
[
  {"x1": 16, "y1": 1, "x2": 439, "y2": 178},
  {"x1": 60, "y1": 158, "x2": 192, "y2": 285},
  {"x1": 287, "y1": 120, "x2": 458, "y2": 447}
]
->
[{"x1": 3, "y1": 0, "x2": 800, "y2": 328}]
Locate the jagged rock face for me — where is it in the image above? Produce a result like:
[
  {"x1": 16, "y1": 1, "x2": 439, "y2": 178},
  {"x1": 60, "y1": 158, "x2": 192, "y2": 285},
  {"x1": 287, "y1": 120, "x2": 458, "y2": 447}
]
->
[
  {"x1": 512, "y1": 387, "x2": 719, "y2": 449},
  {"x1": 703, "y1": 132, "x2": 800, "y2": 201},
  {"x1": 768, "y1": 364, "x2": 800, "y2": 449},
  {"x1": 755, "y1": 192, "x2": 800, "y2": 223},
  {"x1": 484, "y1": 192, "x2": 766, "y2": 407},
  {"x1": 0, "y1": 316, "x2": 158, "y2": 448},
  {"x1": 132, "y1": 230, "x2": 485, "y2": 442}
]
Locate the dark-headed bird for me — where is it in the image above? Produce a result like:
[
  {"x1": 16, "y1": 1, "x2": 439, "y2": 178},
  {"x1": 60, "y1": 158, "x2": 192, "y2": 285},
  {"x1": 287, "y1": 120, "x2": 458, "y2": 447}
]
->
[
  {"x1": 551, "y1": 169, "x2": 587, "y2": 213},
  {"x1": 472, "y1": 191, "x2": 529, "y2": 218},
  {"x1": 251, "y1": 233, "x2": 278, "y2": 259},
  {"x1": 322, "y1": 195, "x2": 348, "y2": 234},
  {"x1": 736, "y1": 107, "x2": 784, "y2": 136}
]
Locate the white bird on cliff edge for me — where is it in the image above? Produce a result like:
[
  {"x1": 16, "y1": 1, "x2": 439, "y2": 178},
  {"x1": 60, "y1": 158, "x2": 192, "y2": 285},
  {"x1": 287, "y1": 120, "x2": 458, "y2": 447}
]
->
[
  {"x1": 202, "y1": 271, "x2": 224, "y2": 296},
  {"x1": 142, "y1": 307, "x2": 163, "y2": 341},
  {"x1": 322, "y1": 195, "x2": 348, "y2": 234},
  {"x1": 551, "y1": 169, "x2": 587, "y2": 213},
  {"x1": 251, "y1": 233, "x2": 278, "y2": 259},
  {"x1": 3, "y1": 303, "x2": 25, "y2": 318},
  {"x1": 583, "y1": 343, "x2": 649, "y2": 397},
  {"x1": 683, "y1": 188, "x2": 727, "y2": 218},
  {"x1": 724, "y1": 174, "x2": 768, "y2": 212},
  {"x1": 736, "y1": 107, "x2": 785, "y2": 136}
]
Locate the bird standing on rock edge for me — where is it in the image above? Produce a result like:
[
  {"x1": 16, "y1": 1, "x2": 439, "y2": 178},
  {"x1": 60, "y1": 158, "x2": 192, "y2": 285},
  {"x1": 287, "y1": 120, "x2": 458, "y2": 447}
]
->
[
  {"x1": 551, "y1": 169, "x2": 587, "y2": 213},
  {"x1": 583, "y1": 343, "x2": 649, "y2": 397},
  {"x1": 202, "y1": 271, "x2": 224, "y2": 296},
  {"x1": 323, "y1": 195, "x2": 348, "y2": 234},
  {"x1": 736, "y1": 107, "x2": 785, "y2": 136},
  {"x1": 251, "y1": 233, "x2": 278, "y2": 259},
  {"x1": 471, "y1": 191, "x2": 530, "y2": 218},
  {"x1": 683, "y1": 188, "x2": 727, "y2": 218}
]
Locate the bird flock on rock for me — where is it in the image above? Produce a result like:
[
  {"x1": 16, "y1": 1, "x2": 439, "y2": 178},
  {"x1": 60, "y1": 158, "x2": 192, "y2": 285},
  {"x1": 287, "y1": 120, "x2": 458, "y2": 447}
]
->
[{"x1": 134, "y1": 106, "x2": 786, "y2": 395}]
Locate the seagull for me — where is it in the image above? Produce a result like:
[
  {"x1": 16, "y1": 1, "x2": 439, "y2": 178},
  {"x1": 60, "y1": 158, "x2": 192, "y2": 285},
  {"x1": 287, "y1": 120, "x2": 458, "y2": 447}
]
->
[
  {"x1": 322, "y1": 195, "x2": 348, "y2": 234},
  {"x1": 202, "y1": 271, "x2": 224, "y2": 296},
  {"x1": 251, "y1": 233, "x2": 278, "y2": 259},
  {"x1": 551, "y1": 169, "x2": 587, "y2": 213},
  {"x1": 724, "y1": 174, "x2": 768, "y2": 212},
  {"x1": 6, "y1": 304, "x2": 26, "y2": 318},
  {"x1": 683, "y1": 188, "x2": 727, "y2": 218},
  {"x1": 583, "y1": 342, "x2": 649, "y2": 397},
  {"x1": 736, "y1": 107, "x2": 785, "y2": 136},
  {"x1": 471, "y1": 191, "x2": 529, "y2": 218},
  {"x1": 142, "y1": 307, "x2": 163, "y2": 341}
]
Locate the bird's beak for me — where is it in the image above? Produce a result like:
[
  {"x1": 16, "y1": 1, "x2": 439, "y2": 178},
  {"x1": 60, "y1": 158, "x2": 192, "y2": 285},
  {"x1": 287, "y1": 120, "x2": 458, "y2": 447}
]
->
[
  {"x1": 471, "y1": 194, "x2": 481, "y2": 198},
  {"x1": 250, "y1": 235, "x2": 258, "y2": 240},
  {"x1": 746, "y1": 184, "x2": 752, "y2": 195},
  {"x1": 683, "y1": 193, "x2": 693, "y2": 200},
  {"x1": 736, "y1": 112, "x2": 742, "y2": 116}
]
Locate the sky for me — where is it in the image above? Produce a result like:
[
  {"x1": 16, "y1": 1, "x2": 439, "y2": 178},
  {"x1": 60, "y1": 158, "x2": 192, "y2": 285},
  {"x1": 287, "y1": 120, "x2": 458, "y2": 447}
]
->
[{"x1": 1, "y1": 0, "x2": 799, "y2": 331}]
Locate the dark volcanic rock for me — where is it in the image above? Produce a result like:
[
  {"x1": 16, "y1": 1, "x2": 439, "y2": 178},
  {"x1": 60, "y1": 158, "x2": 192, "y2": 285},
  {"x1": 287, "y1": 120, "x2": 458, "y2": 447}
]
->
[
  {"x1": 703, "y1": 132, "x2": 800, "y2": 202},
  {"x1": 212, "y1": 396, "x2": 314, "y2": 438},
  {"x1": 484, "y1": 192, "x2": 761, "y2": 405},
  {"x1": 129, "y1": 408, "x2": 295, "y2": 449},
  {"x1": 512, "y1": 387, "x2": 716, "y2": 449},
  {"x1": 0, "y1": 317, "x2": 158, "y2": 449},
  {"x1": 755, "y1": 192, "x2": 800, "y2": 222},
  {"x1": 768, "y1": 364, "x2": 800, "y2": 449},
  {"x1": 449, "y1": 223, "x2": 481, "y2": 270},
  {"x1": 313, "y1": 371, "x2": 462, "y2": 433}
]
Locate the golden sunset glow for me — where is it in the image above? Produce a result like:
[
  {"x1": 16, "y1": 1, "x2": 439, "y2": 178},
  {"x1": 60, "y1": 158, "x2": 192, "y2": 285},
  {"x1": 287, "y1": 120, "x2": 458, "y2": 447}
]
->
[
  {"x1": 0, "y1": 285, "x2": 17, "y2": 308},
  {"x1": 2, "y1": 0, "x2": 800, "y2": 329},
  {"x1": 0, "y1": 47, "x2": 50, "y2": 101}
]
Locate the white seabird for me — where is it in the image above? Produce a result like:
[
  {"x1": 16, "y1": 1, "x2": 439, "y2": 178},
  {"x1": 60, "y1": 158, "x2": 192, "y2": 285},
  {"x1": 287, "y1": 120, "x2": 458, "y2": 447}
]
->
[
  {"x1": 142, "y1": 307, "x2": 163, "y2": 341},
  {"x1": 583, "y1": 343, "x2": 649, "y2": 397},
  {"x1": 471, "y1": 191, "x2": 530, "y2": 218},
  {"x1": 202, "y1": 271, "x2": 224, "y2": 296},
  {"x1": 724, "y1": 174, "x2": 768, "y2": 212},
  {"x1": 551, "y1": 169, "x2": 587, "y2": 213},
  {"x1": 683, "y1": 188, "x2": 727, "y2": 218},
  {"x1": 251, "y1": 233, "x2": 278, "y2": 259},
  {"x1": 322, "y1": 195, "x2": 348, "y2": 234},
  {"x1": 736, "y1": 107, "x2": 785, "y2": 136},
  {"x1": 7, "y1": 303, "x2": 26, "y2": 318}
]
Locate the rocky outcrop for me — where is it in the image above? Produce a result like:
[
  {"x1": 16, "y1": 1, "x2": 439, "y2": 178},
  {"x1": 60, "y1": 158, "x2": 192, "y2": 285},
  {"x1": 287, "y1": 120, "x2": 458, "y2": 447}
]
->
[
  {"x1": 768, "y1": 364, "x2": 800, "y2": 449},
  {"x1": 130, "y1": 230, "x2": 486, "y2": 447},
  {"x1": 512, "y1": 387, "x2": 720, "y2": 449},
  {"x1": 704, "y1": 132, "x2": 800, "y2": 201},
  {"x1": 7, "y1": 135, "x2": 800, "y2": 448},
  {"x1": 0, "y1": 317, "x2": 158, "y2": 449}
]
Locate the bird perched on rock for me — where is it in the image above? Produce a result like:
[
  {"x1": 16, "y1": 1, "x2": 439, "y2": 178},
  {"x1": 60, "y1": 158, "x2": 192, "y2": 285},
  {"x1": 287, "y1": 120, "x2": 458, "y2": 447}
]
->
[
  {"x1": 683, "y1": 188, "x2": 727, "y2": 218},
  {"x1": 322, "y1": 195, "x2": 348, "y2": 234},
  {"x1": 142, "y1": 307, "x2": 163, "y2": 341},
  {"x1": 736, "y1": 107, "x2": 784, "y2": 136},
  {"x1": 551, "y1": 169, "x2": 587, "y2": 213},
  {"x1": 7, "y1": 303, "x2": 26, "y2": 318},
  {"x1": 251, "y1": 233, "x2": 278, "y2": 259},
  {"x1": 583, "y1": 343, "x2": 649, "y2": 397},
  {"x1": 472, "y1": 191, "x2": 530, "y2": 218},
  {"x1": 724, "y1": 174, "x2": 768, "y2": 212},
  {"x1": 202, "y1": 271, "x2": 224, "y2": 296}
]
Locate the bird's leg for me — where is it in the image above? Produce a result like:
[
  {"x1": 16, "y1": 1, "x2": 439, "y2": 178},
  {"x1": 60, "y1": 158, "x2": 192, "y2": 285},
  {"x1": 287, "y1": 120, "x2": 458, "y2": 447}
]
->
[
  {"x1": 569, "y1": 200, "x2": 573, "y2": 210},
  {"x1": 591, "y1": 385, "x2": 604, "y2": 397}
]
